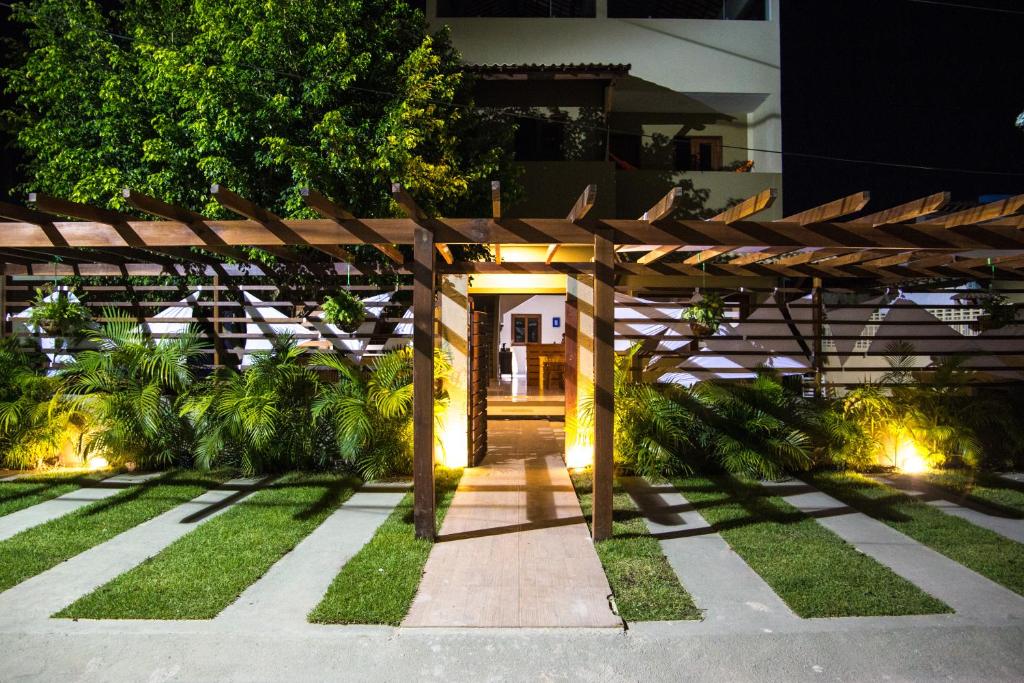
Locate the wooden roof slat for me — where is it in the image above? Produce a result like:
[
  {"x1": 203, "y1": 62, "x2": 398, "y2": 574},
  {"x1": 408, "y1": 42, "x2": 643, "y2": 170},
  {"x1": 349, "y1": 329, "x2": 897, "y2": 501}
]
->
[
  {"x1": 918, "y1": 193, "x2": 1024, "y2": 229},
  {"x1": 682, "y1": 246, "x2": 733, "y2": 266},
  {"x1": 639, "y1": 187, "x2": 683, "y2": 222},
  {"x1": 847, "y1": 191, "x2": 950, "y2": 227},
  {"x1": 638, "y1": 188, "x2": 776, "y2": 265},
  {"x1": 300, "y1": 188, "x2": 403, "y2": 264},
  {"x1": 392, "y1": 183, "x2": 453, "y2": 264},
  {"x1": 779, "y1": 191, "x2": 871, "y2": 226},
  {"x1": 122, "y1": 189, "x2": 251, "y2": 262},
  {"x1": 772, "y1": 248, "x2": 851, "y2": 267},
  {"x1": 213, "y1": 184, "x2": 354, "y2": 263},
  {"x1": 548, "y1": 184, "x2": 597, "y2": 264}
]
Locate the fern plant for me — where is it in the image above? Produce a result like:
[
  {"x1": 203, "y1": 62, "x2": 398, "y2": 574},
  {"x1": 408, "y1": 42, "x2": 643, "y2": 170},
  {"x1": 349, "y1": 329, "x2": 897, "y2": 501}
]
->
[
  {"x1": 0, "y1": 339, "x2": 85, "y2": 469},
  {"x1": 59, "y1": 309, "x2": 206, "y2": 469},
  {"x1": 321, "y1": 291, "x2": 366, "y2": 333},
  {"x1": 182, "y1": 335, "x2": 331, "y2": 474},
  {"x1": 312, "y1": 346, "x2": 452, "y2": 480}
]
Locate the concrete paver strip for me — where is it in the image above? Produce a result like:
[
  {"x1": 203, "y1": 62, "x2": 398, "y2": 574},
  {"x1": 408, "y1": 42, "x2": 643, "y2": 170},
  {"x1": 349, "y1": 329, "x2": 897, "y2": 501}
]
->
[
  {"x1": 870, "y1": 474, "x2": 1024, "y2": 544},
  {"x1": 764, "y1": 479, "x2": 1024, "y2": 618},
  {"x1": 403, "y1": 420, "x2": 621, "y2": 628},
  {"x1": 0, "y1": 472, "x2": 163, "y2": 542},
  {"x1": 0, "y1": 477, "x2": 263, "y2": 621},
  {"x1": 621, "y1": 476, "x2": 797, "y2": 626},
  {"x1": 217, "y1": 480, "x2": 410, "y2": 624}
]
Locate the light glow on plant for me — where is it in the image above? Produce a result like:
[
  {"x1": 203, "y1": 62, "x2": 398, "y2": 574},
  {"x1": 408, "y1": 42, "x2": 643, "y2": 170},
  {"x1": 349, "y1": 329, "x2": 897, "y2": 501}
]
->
[
  {"x1": 86, "y1": 455, "x2": 110, "y2": 471},
  {"x1": 895, "y1": 438, "x2": 929, "y2": 474},
  {"x1": 565, "y1": 440, "x2": 593, "y2": 469}
]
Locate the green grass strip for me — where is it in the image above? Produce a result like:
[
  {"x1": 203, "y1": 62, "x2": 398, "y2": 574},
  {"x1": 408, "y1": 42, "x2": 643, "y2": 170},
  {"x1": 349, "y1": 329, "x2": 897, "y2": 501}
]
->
[
  {"x1": 676, "y1": 476, "x2": 950, "y2": 617},
  {"x1": 920, "y1": 470, "x2": 1024, "y2": 518},
  {"x1": 0, "y1": 470, "x2": 226, "y2": 592},
  {"x1": 0, "y1": 471, "x2": 111, "y2": 518},
  {"x1": 57, "y1": 473, "x2": 359, "y2": 620},
  {"x1": 309, "y1": 468, "x2": 462, "y2": 625},
  {"x1": 810, "y1": 472, "x2": 1024, "y2": 597},
  {"x1": 570, "y1": 470, "x2": 700, "y2": 621}
]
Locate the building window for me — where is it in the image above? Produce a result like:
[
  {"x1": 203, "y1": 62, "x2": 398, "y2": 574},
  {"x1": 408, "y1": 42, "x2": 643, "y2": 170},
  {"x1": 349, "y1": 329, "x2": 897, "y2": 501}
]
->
[
  {"x1": 608, "y1": 0, "x2": 766, "y2": 20},
  {"x1": 514, "y1": 115, "x2": 567, "y2": 161},
  {"x1": 674, "y1": 136, "x2": 723, "y2": 171},
  {"x1": 512, "y1": 314, "x2": 541, "y2": 343},
  {"x1": 438, "y1": 1, "x2": 596, "y2": 17}
]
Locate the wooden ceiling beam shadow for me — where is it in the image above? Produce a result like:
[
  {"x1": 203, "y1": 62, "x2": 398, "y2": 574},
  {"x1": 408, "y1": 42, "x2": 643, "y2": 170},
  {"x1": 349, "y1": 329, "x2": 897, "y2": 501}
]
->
[
  {"x1": 391, "y1": 183, "x2": 453, "y2": 264},
  {"x1": 548, "y1": 184, "x2": 597, "y2": 264},
  {"x1": 300, "y1": 188, "x2": 404, "y2": 265},
  {"x1": 847, "y1": 191, "x2": 950, "y2": 227},
  {"x1": 213, "y1": 184, "x2": 354, "y2": 263},
  {"x1": 27, "y1": 192, "x2": 144, "y2": 247},
  {"x1": 638, "y1": 187, "x2": 776, "y2": 265},
  {"x1": 918, "y1": 193, "x2": 1024, "y2": 229}
]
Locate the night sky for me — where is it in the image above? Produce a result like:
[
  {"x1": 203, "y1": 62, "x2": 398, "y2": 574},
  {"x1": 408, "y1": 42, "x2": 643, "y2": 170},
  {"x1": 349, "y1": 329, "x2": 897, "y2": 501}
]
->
[
  {"x1": 2, "y1": 0, "x2": 1023, "y2": 213},
  {"x1": 780, "y1": 0, "x2": 1024, "y2": 214}
]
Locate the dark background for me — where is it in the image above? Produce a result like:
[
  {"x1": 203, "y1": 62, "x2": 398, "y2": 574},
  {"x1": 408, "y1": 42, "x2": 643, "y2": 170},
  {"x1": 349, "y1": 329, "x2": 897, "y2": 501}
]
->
[
  {"x1": 2, "y1": 0, "x2": 1023, "y2": 213},
  {"x1": 779, "y1": 0, "x2": 1024, "y2": 214}
]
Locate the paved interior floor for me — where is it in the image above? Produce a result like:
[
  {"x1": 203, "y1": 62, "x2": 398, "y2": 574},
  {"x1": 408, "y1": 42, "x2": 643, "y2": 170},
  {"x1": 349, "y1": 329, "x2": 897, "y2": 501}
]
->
[{"x1": 403, "y1": 420, "x2": 620, "y2": 628}]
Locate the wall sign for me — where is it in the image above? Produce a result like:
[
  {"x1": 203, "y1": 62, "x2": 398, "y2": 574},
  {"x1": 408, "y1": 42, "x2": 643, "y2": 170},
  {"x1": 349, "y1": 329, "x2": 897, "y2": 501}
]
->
[{"x1": 552, "y1": 317, "x2": 561, "y2": 328}]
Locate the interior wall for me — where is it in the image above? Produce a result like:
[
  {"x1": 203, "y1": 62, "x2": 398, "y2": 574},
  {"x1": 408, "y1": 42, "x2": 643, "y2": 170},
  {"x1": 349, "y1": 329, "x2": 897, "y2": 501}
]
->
[{"x1": 498, "y1": 294, "x2": 567, "y2": 375}]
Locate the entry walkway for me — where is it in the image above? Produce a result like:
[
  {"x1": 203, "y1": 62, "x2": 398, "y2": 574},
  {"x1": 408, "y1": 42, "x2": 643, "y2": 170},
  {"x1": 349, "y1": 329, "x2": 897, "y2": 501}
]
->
[{"x1": 403, "y1": 420, "x2": 621, "y2": 628}]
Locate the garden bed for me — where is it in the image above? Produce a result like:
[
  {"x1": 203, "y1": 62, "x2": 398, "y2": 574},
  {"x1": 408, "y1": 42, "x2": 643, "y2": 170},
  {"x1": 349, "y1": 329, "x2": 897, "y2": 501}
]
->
[
  {"x1": 570, "y1": 470, "x2": 700, "y2": 622},
  {"x1": 675, "y1": 476, "x2": 950, "y2": 617},
  {"x1": 918, "y1": 471, "x2": 1024, "y2": 518},
  {"x1": 57, "y1": 473, "x2": 359, "y2": 620},
  {"x1": 308, "y1": 468, "x2": 462, "y2": 625},
  {"x1": 809, "y1": 472, "x2": 1024, "y2": 597}
]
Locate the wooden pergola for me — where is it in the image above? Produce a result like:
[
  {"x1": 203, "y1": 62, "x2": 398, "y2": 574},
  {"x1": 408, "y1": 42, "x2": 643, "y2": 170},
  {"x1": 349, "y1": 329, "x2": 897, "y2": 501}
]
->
[{"x1": 1, "y1": 183, "x2": 1023, "y2": 541}]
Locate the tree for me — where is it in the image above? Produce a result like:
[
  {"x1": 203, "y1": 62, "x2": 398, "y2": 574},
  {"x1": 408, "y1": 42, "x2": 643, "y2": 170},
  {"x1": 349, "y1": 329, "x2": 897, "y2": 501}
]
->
[{"x1": 3, "y1": 0, "x2": 516, "y2": 268}]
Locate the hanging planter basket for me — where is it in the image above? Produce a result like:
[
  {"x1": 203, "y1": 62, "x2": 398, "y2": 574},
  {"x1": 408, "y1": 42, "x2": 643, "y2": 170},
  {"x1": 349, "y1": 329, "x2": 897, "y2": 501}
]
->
[
  {"x1": 681, "y1": 291, "x2": 726, "y2": 339},
  {"x1": 321, "y1": 291, "x2": 366, "y2": 334},
  {"x1": 28, "y1": 286, "x2": 91, "y2": 338}
]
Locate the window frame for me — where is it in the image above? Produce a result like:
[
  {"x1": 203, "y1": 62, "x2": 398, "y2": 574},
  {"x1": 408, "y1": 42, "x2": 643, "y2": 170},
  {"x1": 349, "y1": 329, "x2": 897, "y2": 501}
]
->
[{"x1": 511, "y1": 314, "x2": 542, "y2": 344}]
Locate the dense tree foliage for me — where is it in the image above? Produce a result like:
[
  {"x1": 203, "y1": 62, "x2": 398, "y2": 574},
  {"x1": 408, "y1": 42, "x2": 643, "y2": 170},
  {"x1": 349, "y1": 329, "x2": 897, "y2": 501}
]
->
[{"x1": 4, "y1": 0, "x2": 516, "y2": 267}]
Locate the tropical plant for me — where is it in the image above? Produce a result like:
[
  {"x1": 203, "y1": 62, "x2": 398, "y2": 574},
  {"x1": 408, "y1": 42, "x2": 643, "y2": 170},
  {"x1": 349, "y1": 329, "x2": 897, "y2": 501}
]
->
[
  {"x1": 59, "y1": 309, "x2": 207, "y2": 469},
  {"x1": 182, "y1": 336, "x2": 330, "y2": 475},
  {"x1": 312, "y1": 347, "x2": 451, "y2": 481},
  {"x1": 578, "y1": 345, "x2": 818, "y2": 479},
  {"x1": 28, "y1": 285, "x2": 91, "y2": 337},
  {"x1": 681, "y1": 291, "x2": 726, "y2": 337},
  {"x1": 0, "y1": 339, "x2": 85, "y2": 469},
  {"x1": 321, "y1": 291, "x2": 366, "y2": 333},
  {"x1": 839, "y1": 341, "x2": 999, "y2": 470}
]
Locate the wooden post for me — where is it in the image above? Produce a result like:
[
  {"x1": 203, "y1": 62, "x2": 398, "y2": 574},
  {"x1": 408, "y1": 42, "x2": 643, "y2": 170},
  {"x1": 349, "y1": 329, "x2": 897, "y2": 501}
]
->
[
  {"x1": 592, "y1": 229, "x2": 615, "y2": 542},
  {"x1": 413, "y1": 225, "x2": 436, "y2": 540},
  {"x1": 811, "y1": 277, "x2": 824, "y2": 399},
  {"x1": 439, "y1": 274, "x2": 470, "y2": 469},
  {"x1": 0, "y1": 264, "x2": 6, "y2": 338},
  {"x1": 563, "y1": 291, "x2": 579, "y2": 430},
  {"x1": 212, "y1": 272, "x2": 220, "y2": 367}
]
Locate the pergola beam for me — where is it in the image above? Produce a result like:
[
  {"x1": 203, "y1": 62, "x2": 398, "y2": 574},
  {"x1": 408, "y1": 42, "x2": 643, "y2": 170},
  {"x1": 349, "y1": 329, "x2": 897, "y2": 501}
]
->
[
  {"x1": 491, "y1": 181, "x2": 502, "y2": 265},
  {"x1": 393, "y1": 183, "x2": 453, "y2": 265},
  {"x1": 920, "y1": 193, "x2": 1024, "y2": 228},
  {"x1": 638, "y1": 188, "x2": 776, "y2": 265},
  {"x1": 848, "y1": 191, "x2": 950, "y2": 227},
  {"x1": 301, "y1": 188, "x2": 404, "y2": 264},
  {"x1": 548, "y1": 184, "x2": 597, "y2": 264},
  {"x1": 28, "y1": 192, "x2": 145, "y2": 247}
]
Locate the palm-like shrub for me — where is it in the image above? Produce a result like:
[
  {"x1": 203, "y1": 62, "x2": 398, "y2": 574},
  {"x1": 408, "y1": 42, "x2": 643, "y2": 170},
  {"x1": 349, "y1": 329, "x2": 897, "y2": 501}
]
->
[
  {"x1": 0, "y1": 339, "x2": 84, "y2": 469},
  {"x1": 580, "y1": 345, "x2": 819, "y2": 479},
  {"x1": 182, "y1": 336, "x2": 331, "y2": 474},
  {"x1": 685, "y1": 374, "x2": 814, "y2": 479},
  {"x1": 312, "y1": 347, "x2": 451, "y2": 480},
  {"x1": 59, "y1": 310, "x2": 206, "y2": 469}
]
